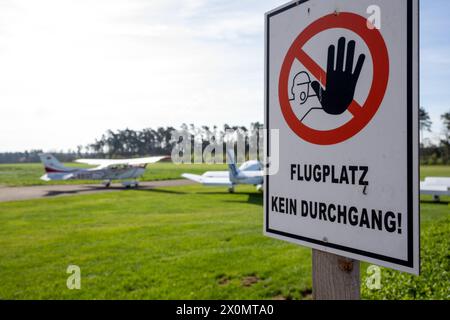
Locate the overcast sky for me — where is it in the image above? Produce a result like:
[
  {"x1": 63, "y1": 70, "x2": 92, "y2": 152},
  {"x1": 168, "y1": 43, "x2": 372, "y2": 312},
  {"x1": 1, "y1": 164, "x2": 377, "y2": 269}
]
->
[{"x1": 0, "y1": 0, "x2": 448, "y2": 152}]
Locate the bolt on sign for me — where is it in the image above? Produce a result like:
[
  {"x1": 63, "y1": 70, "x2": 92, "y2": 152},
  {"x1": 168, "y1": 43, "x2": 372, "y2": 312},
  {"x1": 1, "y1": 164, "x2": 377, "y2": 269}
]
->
[{"x1": 264, "y1": 0, "x2": 419, "y2": 274}]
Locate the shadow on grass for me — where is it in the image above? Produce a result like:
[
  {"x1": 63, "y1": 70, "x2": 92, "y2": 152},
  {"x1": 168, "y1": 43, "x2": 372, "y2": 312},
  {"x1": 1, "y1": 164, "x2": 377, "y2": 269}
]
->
[
  {"x1": 44, "y1": 185, "x2": 114, "y2": 197},
  {"x1": 222, "y1": 193, "x2": 263, "y2": 206},
  {"x1": 45, "y1": 190, "x2": 85, "y2": 197},
  {"x1": 420, "y1": 199, "x2": 450, "y2": 205},
  {"x1": 133, "y1": 188, "x2": 188, "y2": 195},
  {"x1": 194, "y1": 190, "x2": 262, "y2": 195}
]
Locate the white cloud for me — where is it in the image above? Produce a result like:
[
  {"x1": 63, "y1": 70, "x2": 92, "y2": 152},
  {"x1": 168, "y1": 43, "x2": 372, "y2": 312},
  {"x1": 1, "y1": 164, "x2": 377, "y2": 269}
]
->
[
  {"x1": 0, "y1": 0, "x2": 283, "y2": 151},
  {"x1": 1, "y1": 0, "x2": 447, "y2": 151}
]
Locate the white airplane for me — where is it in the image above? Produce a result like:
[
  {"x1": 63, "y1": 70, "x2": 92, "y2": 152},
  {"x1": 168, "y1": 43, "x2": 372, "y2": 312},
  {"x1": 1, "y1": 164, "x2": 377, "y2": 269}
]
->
[
  {"x1": 39, "y1": 154, "x2": 168, "y2": 188},
  {"x1": 182, "y1": 150, "x2": 264, "y2": 193}
]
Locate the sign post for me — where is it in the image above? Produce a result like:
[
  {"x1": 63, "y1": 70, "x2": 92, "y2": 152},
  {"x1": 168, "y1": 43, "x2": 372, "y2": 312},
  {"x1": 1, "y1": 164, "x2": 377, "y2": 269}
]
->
[
  {"x1": 264, "y1": 0, "x2": 420, "y2": 299},
  {"x1": 312, "y1": 250, "x2": 360, "y2": 300}
]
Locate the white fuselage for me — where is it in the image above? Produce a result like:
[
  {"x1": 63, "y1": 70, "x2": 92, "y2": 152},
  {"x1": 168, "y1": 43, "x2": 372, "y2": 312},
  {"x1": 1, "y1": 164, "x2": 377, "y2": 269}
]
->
[
  {"x1": 230, "y1": 170, "x2": 264, "y2": 186},
  {"x1": 39, "y1": 153, "x2": 168, "y2": 186},
  {"x1": 68, "y1": 166, "x2": 146, "y2": 180},
  {"x1": 182, "y1": 159, "x2": 264, "y2": 192}
]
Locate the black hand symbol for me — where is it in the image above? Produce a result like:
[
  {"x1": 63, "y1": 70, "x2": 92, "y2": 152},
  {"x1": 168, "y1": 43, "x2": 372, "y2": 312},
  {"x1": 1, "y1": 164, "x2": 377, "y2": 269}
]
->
[{"x1": 311, "y1": 37, "x2": 366, "y2": 115}]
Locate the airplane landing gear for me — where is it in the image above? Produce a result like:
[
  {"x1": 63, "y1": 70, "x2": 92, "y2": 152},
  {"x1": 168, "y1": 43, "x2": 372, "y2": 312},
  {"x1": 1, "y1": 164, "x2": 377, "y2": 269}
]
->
[
  {"x1": 228, "y1": 186, "x2": 235, "y2": 194},
  {"x1": 102, "y1": 180, "x2": 112, "y2": 188}
]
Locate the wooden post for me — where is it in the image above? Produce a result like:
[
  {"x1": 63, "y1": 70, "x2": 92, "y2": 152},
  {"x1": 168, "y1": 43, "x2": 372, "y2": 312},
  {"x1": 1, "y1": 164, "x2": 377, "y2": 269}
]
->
[{"x1": 312, "y1": 249, "x2": 360, "y2": 300}]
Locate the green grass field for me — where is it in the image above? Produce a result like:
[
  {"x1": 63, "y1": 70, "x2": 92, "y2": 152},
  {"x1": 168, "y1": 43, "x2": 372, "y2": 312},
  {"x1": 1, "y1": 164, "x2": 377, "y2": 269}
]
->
[
  {"x1": 0, "y1": 166, "x2": 448, "y2": 300},
  {"x1": 0, "y1": 162, "x2": 228, "y2": 187},
  {"x1": 0, "y1": 185, "x2": 313, "y2": 300},
  {"x1": 0, "y1": 163, "x2": 448, "y2": 187}
]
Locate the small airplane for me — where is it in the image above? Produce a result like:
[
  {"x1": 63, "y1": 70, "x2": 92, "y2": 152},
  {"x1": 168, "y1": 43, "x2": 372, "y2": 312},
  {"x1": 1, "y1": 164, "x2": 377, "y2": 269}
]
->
[
  {"x1": 182, "y1": 150, "x2": 264, "y2": 193},
  {"x1": 39, "y1": 153, "x2": 168, "y2": 188}
]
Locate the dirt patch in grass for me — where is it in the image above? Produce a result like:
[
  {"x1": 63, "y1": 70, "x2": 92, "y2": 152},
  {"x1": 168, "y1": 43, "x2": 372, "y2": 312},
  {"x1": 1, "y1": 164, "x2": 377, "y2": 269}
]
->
[
  {"x1": 272, "y1": 288, "x2": 312, "y2": 300},
  {"x1": 300, "y1": 288, "x2": 313, "y2": 299},
  {"x1": 272, "y1": 295, "x2": 289, "y2": 300},
  {"x1": 217, "y1": 275, "x2": 231, "y2": 286},
  {"x1": 241, "y1": 275, "x2": 260, "y2": 287}
]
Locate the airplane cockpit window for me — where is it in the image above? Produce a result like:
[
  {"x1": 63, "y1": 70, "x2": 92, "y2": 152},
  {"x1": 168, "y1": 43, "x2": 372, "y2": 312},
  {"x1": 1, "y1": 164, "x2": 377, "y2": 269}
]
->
[{"x1": 239, "y1": 161, "x2": 263, "y2": 172}]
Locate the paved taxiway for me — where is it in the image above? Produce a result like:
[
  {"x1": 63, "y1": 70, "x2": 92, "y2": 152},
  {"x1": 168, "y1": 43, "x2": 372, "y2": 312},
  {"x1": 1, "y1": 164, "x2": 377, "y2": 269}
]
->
[{"x1": 0, "y1": 180, "x2": 194, "y2": 202}]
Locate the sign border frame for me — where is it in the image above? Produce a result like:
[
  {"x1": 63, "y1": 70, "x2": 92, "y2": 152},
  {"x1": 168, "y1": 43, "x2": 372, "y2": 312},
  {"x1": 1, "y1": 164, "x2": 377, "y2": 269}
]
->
[{"x1": 264, "y1": 0, "x2": 420, "y2": 274}]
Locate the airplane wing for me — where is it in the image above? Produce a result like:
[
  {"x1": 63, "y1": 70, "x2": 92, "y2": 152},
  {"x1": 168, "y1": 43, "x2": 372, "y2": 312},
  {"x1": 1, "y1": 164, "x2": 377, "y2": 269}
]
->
[
  {"x1": 75, "y1": 156, "x2": 168, "y2": 168},
  {"x1": 182, "y1": 173, "x2": 233, "y2": 187},
  {"x1": 40, "y1": 173, "x2": 75, "y2": 181}
]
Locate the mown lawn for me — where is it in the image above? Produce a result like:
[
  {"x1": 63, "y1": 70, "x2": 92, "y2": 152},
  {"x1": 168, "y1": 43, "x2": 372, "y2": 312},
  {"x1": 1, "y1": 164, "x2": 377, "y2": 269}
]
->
[
  {"x1": 420, "y1": 165, "x2": 450, "y2": 181},
  {"x1": 362, "y1": 200, "x2": 449, "y2": 300},
  {"x1": 0, "y1": 182, "x2": 448, "y2": 300},
  {"x1": 0, "y1": 163, "x2": 447, "y2": 187},
  {"x1": 0, "y1": 186, "x2": 312, "y2": 300},
  {"x1": 0, "y1": 162, "x2": 228, "y2": 187}
]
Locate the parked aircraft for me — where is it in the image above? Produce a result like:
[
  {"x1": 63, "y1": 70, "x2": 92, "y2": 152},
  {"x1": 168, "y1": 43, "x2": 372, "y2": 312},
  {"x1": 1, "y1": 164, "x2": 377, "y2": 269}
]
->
[
  {"x1": 39, "y1": 154, "x2": 168, "y2": 188},
  {"x1": 420, "y1": 177, "x2": 450, "y2": 202},
  {"x1": 182, "y1": 150, "x2": 264, "y2": 193}
]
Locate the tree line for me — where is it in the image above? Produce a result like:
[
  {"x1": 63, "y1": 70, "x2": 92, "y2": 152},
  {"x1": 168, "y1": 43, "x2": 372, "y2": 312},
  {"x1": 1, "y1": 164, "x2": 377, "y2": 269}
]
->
[
  {"x1": 0, "y1": 123, "x2": 263, "y2": 164},
  {"x1": 0, "y1": 151, "x2": 80, "y2": 164},
  {"x1": 0, "y1": 112, "x2": 448, "y2": 165},
  {"x1": 420, "y1": 109, "x2": 449, "y2": 165}
]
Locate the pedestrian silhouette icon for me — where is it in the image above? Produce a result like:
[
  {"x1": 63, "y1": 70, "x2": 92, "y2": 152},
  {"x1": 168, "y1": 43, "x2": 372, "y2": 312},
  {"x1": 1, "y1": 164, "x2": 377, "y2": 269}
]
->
[{"x1": 290, "y1": 71, "x2": 317, "y2": 105}]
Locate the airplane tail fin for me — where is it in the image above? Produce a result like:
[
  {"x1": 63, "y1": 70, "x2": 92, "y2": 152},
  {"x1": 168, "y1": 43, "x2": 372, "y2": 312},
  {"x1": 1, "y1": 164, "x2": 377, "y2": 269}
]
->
[
  {"x1": 226, "y1": 149, "x2": 239, "y2": 181},
  {"x1": 39, "y1": 154, "x2": 74, "y2": 173}
]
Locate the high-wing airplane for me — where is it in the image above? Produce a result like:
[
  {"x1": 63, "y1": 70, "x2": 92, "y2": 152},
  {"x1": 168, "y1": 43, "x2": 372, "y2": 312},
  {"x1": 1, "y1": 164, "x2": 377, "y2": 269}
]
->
[
  {"x1": 39, "y1": 154, "x2": 168, "y2": 188},
  {"x1": 182, "y1": 150, "x2": 264, "y2": 193}
]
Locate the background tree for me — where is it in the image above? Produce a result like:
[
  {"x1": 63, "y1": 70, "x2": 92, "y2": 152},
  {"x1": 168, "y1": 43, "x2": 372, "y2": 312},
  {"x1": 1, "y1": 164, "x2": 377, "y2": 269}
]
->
[
  {"x1": 440, "y1": 111, "x2": 450, "y2": 164},
  {"x1": 442, "y1": 112, "x2": 450, "y2": 139},
  {"x1": 3, "y1": 119, "x2": 447, "y2": 164},
  {"x1": 419, "y1": 107, "x2": 432, "y2": 145}
]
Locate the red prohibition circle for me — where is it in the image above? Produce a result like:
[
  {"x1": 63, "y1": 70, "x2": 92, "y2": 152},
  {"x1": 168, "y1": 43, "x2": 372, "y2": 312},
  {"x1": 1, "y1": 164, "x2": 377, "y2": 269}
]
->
[{"x1": 279, "y1": 12, "x2": 389, "y2": 145}]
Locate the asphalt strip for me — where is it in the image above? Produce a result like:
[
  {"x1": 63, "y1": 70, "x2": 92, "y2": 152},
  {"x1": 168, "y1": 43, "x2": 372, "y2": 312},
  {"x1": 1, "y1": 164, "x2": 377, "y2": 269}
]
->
[{"x1": 0, "y1": 180, "x2": 194, "y2": 202}]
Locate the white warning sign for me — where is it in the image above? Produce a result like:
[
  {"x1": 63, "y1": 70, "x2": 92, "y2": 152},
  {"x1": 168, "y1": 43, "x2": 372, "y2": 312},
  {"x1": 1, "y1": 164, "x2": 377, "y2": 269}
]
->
[{"x1": 264, "y1": 0, "x2": 420, "y2": 274}]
